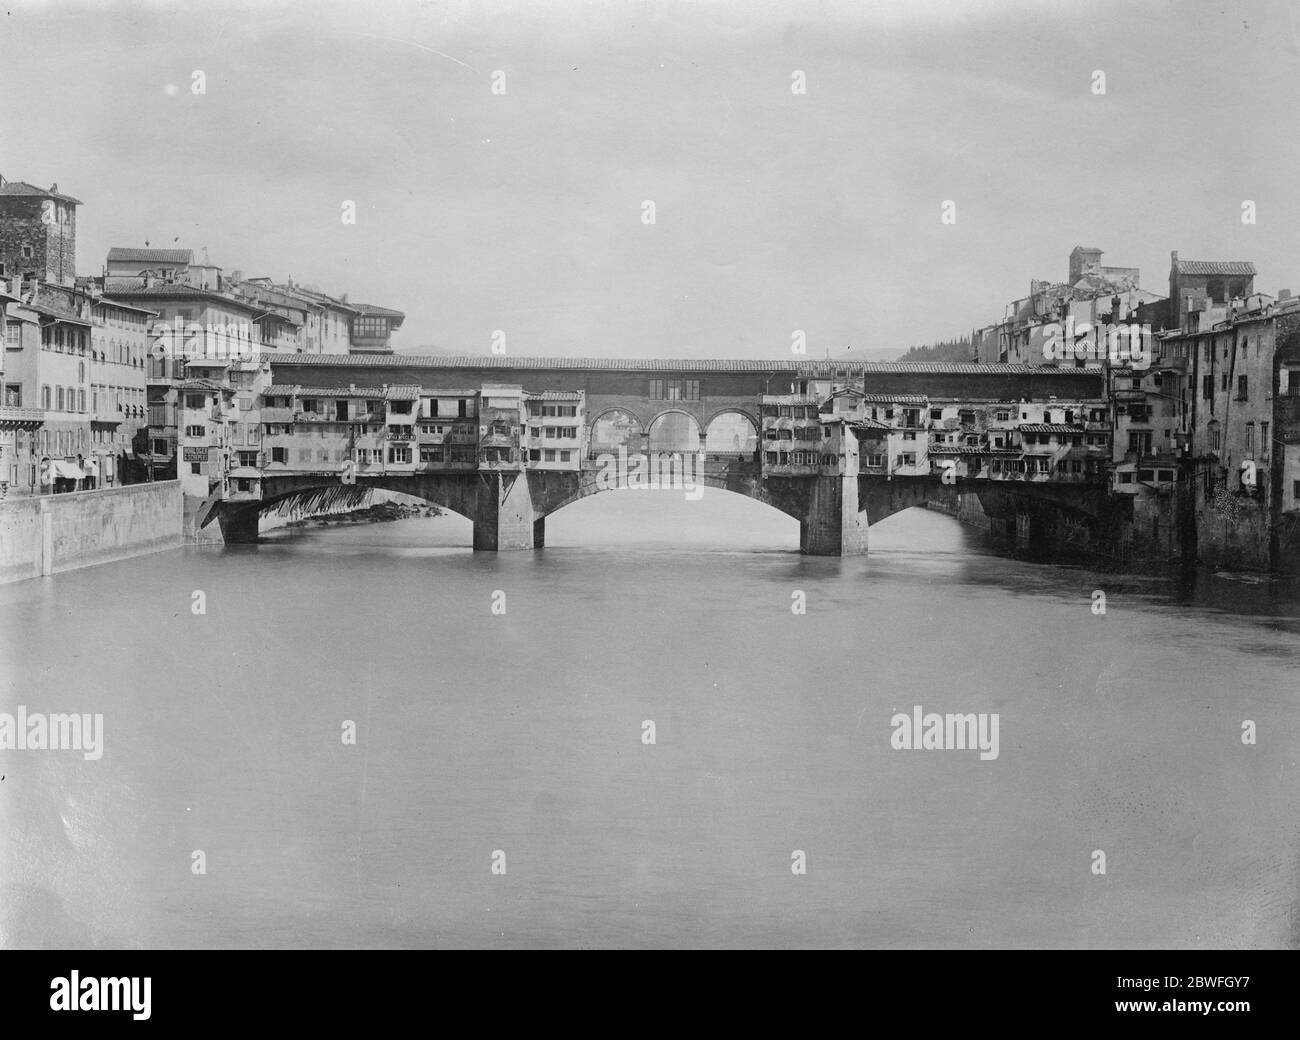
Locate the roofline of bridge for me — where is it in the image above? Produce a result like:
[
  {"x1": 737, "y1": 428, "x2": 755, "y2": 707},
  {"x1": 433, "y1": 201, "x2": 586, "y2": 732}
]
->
[{"x1": 266, "y1": 354, "x2": 1099, "y2": 376}]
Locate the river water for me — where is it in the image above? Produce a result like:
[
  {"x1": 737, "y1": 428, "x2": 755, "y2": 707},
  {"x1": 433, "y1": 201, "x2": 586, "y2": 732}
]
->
[{"x1": 2, "y1": 492, "x2": 1299, "y2": 949}]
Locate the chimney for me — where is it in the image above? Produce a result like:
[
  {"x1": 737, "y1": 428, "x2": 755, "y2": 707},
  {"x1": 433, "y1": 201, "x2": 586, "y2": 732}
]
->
[{"x1": 1171, "y1": 250, "x2": 1179, "y2": 264}]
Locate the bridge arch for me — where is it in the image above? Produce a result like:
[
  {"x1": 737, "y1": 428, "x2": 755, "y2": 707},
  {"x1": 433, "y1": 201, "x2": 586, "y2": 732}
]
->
[
  {"x1": 254, "y1": 474, "x2": 482, "y2": 526},
  {"x1": 589, "y1": 407, "x2": 646, "y2": 455},
  {"x1": 703, "y1": 409, "x2": 759, "y2": 455},
  {"x1": 537, "y1": 470, "x2": 807, "y2": 523},
  {"x1": 646, "y1": 409, "x2": 701, "y2": 453}
]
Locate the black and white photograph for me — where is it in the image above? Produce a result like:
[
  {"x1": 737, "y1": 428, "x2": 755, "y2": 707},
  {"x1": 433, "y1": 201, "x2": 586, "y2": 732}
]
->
[{"x1": 0, "y1": 0, "x2": 1297, "y2": 990}]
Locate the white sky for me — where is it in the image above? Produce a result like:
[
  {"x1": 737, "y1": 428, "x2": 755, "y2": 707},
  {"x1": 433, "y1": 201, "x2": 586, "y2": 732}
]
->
[{"x1": 3, "y1": 0, "x2": 1298, "y2": 356}]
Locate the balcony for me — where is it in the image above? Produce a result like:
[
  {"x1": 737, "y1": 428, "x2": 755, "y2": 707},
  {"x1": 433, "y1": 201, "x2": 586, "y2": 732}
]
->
[{"x1": 0, "y1": 406, "x2": 45, "y2": 426}]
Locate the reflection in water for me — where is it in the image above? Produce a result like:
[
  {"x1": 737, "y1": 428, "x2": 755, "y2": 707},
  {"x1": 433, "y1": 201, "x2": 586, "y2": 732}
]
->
[{"x1": 2, "y1": 491, "x2": 1299, "y2": 949}]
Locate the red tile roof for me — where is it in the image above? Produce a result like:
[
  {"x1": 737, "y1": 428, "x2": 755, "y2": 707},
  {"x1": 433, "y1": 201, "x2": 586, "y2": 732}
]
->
[
  {"x1": 269, "y1": 354, "x2": 1076, "y2": 375},
  {"x1": 0, "y1": 180, "x2": 82, "y2": 205},
  {"x1": 1174, "y1": 259, "x2": 1257, "y2": 277},
  {"x1": 107, "y1": 247, "x2": 194, "y2": 264}
]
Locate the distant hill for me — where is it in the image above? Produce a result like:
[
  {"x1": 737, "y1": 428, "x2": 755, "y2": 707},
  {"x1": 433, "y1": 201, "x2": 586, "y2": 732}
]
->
[{"x1": 894, "y1": 337, "x2": 972, "y2": 363}]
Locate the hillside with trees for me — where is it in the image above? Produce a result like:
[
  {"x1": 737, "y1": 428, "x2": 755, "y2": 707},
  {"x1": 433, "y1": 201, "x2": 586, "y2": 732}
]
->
[{"x1": 894, "y1": 336, "x2": 972, "y2": 363}]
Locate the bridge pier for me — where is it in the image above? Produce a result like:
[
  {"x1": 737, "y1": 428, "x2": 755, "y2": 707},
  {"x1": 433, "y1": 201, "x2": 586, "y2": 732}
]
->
[
  {"x1": 800, "y1": 473, "x2": 869, "y2": 556},
  {"x1": 473, "y1": 471, "x2": 538, "y2": 551},
  {"x1": 216, "y1": 505, "x2": 260, "y2": 544}
]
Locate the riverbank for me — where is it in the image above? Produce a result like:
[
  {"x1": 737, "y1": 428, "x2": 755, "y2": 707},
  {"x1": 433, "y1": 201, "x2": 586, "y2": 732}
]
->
[{"x1": 0, "y1": 481, "x2": 183, "y2": 584}]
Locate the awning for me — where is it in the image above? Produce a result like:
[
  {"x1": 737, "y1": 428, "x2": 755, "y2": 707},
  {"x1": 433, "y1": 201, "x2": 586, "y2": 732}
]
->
[{"x1": 52, "y1": 460, "x2": 85, "y2": 479}]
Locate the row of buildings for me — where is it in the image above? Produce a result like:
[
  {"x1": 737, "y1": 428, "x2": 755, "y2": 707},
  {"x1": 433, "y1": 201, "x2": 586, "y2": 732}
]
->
[
  {"x1": 0, "y1": 174, "x2": 405, "y2": 498},
  {"x1": 968, "y1": 246, "x2": 1300, "y2": 565}
]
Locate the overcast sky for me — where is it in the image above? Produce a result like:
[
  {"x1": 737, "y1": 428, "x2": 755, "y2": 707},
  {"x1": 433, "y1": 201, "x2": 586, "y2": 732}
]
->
[{"x1": 4, "y1": 0, "x2": 1299, "y2": 357}]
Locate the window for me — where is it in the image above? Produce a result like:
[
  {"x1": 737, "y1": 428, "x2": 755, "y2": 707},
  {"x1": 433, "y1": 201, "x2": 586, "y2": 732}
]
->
[
  {"x1": 56, "y1": 386, "x2": 65, "y2": 410},
  {"x1": 559, "y1": 450, "x2": 572, "y2": 462},
  {"x1": 930, "y1": 408, "x2": 943, "y2": 420},
  {"x1": 3, "y1": 384, "x2": 19, "y2": 406},
  {"x1": 419, "y1": 446, "x2": 442, "y2": 464},
  {"x1": 649, "y1": 379, "x2": 701, "y2": 400},
  {"x1": 186, "y1": 425, "x2": 206, "y2": 437},
  {"x1": 21, "y1": 244, "x2": 33, "y2": 259},
  {"x1": 42, "y1": 385, "x2": 51, "y2": 408},
  {"x1": 528, "y1": 448, "x2": 541, "y2": 461},
  {"x1": 995, "y1": 409, "x2": 1011, "y2": 422},
  {"x1": 237, "y1": 451, "x2": 258, "y2": 468},
  {"x1": 271, "y1": 447, "x2": 287, "y2": 464},
  {"x1": 185, "y1": 394, "x2": 206, "y2": 409},
  {"x1": 543, "y1": 449, "x2": 556, "y2": 461},
  {"x1": 1118, "y1": 472, "x2": 1133, "y2": 484},
  {"x1": 191, "y1": 463, "x2": 202, "y2": 475},
  {"x1": 1202, "y1": 374, "x2": 1213, "y2": 400},
  {"x1": 388, "y1": 445, "x2": 410, "y2": 464},
  {"x1": 1236, "y1": 374, "x2": 1248, "y2": 400}
]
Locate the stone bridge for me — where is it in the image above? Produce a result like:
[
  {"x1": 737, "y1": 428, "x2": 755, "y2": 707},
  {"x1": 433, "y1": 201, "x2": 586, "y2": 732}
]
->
[
  {"x1": 210, "y1": 355, "x2": 1114, "y2": 555},
  {"x1": 219, "y1": 464, "x2": 1110, "y2": 555}
]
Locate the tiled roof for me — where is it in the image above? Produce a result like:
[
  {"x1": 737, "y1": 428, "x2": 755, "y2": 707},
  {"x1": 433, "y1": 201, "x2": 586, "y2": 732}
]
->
[
  {"x1": 354, "y1": 303, "x2": 406, "y2": 319},
  {"x1": 103, "y1": 283, "x2": 264, "y2": 314},
  {"x1": 269, "y1": 354, "x2": 1078, "y2": 375},
  {"x1": 849, "y1": 418, "x2": 892, "y2": 430},
  {"x1": 525, "y1": 390, "x2": 584, "y2": 400},
  {"x1": 929, "y1": 445, "x2": 1022, "y2": 456},
  {"x1": 857, "y1": 393, "x2": 928, "y2": 404},
  {"x1": 1018, "y1": 423, "x2": 1086, "y2": 434},
  {"x1": 384, "y1": 384, "x2": 422, "y2": 400},
  {"x1": 265, "y1": 385, "x2": 387, "y2": 397},
  {"x1": 107, "y1": 247, "x2": 193, "y2": 264},
  {"x1": 177, "y1": 378, "x2": 229, "y2": 391},
  {"x1": 0, "y1": 180, "x2": 82, "y2": 205},
  {"x1": 104, "y1": 278, "x2": 147, "y2": 292},
  {"x1": 25, "y1": 303, "x2": 92, "y2": 326},
  {"x1": 1174, "y1": 259, "x2": 1257, "y2": 277}
]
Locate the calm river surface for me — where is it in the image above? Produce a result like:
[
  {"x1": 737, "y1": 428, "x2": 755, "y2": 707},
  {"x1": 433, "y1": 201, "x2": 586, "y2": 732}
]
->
[{"x1": 3, "y1": 493, "x2": 1300, "y2": 948}]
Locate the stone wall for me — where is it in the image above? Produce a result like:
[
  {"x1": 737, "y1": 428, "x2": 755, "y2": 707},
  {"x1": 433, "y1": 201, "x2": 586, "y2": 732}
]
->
[{"x1": 0, "y1": 480, "x2": 182, "y2": 584}]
